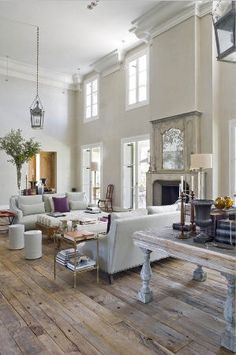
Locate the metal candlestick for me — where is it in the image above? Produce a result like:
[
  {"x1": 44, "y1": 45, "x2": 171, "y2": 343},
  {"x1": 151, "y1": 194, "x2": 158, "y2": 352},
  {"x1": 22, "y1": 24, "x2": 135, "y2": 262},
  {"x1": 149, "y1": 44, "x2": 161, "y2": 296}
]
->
[
  {"x1": 176, "y1": 192, "x2": 190, "y2": 239},
  {"x1": 190, "y1": 190, "x2": 196, "y2": 235}
]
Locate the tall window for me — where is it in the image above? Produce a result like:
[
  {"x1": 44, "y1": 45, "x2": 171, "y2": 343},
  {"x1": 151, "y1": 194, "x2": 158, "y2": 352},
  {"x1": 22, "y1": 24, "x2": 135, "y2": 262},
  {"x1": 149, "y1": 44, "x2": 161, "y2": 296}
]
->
[
  {"x1": 122, "y1": 136, "x2": 150, "y2": 209},
  {"x1": 81, "y1": 144, "x2": 102, "y2": 204},
  {"x1": 84, "y1": 76, "x2": 99, "y2": 122},
  {"x1": 229, "y1": 120, "x2": 236, "y2": 201},
  {"x1": 126, "y1": 48, "x2": 149, "y2": 110}
]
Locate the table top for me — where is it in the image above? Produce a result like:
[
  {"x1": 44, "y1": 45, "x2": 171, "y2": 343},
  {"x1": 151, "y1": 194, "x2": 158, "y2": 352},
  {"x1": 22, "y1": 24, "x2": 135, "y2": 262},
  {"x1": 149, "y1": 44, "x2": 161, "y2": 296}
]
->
[
  {"x1": 133, "y1": 226, "x2": 236, "y2": 275},
  {"x1": 0, "y1": 210, "x2": 16, "y2": 218}
]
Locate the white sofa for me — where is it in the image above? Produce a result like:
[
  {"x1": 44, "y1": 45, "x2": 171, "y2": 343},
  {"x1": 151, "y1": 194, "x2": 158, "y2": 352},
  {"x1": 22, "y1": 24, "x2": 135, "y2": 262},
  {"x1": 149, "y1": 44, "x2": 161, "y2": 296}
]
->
[
  {"x1": 9, "y1": 192, "x2": 88, "y2": 230},
  {"x1": 77, "y1": 207, "x2": 180, "y2": 282}
]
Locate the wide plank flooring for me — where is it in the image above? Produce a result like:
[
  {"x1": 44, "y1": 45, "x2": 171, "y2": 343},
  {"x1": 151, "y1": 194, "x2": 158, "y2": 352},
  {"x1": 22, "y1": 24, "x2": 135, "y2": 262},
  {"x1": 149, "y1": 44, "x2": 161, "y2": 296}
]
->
[{"x1": 0, "y1": 232, "x2": 232, "y2": 355}]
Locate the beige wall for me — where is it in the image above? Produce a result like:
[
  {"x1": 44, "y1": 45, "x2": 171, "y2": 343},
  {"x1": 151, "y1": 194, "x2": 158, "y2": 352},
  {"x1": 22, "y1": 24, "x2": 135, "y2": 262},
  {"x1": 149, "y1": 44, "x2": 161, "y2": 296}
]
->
[
  {"x1": 0, "y1": 75, "x2": 76, "y2": 206},
  {"x1": 76, "y1": 16, "x2": 218, "y2": 206},
  {"x1": 218, "y1": 62, "x2": 236, "y2": 196}
]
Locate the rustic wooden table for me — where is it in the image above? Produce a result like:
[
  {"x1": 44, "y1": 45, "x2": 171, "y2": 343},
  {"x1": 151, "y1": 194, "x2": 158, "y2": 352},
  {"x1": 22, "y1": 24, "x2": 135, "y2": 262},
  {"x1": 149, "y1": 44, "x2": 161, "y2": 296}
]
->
[{"x1": 133, "y1": 226, "x2": 236, "y2": 352}]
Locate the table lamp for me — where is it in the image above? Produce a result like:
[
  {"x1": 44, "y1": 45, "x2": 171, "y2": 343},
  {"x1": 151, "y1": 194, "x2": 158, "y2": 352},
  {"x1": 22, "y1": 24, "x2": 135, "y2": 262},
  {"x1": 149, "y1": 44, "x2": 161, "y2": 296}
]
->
[{"x1": 190, "y1": 154, "x2": 212, "y2": 199}]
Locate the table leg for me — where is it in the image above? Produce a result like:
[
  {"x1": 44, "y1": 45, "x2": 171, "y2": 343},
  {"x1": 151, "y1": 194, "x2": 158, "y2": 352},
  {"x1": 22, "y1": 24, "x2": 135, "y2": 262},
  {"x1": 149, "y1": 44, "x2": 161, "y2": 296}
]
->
[
  {"x1": 192, "y1": 265, "x2": 207, "y2": 282},
  {"x1": 96, "y1": 237, "x2": 99, "y2": 284},
  {"x1": 73, "y1": 244, "x2": 77, "y2": 288},
  {"x1": 138, "y1": 248, "x2": 153, "y2": 304},
  {"x1": 220, "y1": 273, "x2": 236, "y2": 352}
]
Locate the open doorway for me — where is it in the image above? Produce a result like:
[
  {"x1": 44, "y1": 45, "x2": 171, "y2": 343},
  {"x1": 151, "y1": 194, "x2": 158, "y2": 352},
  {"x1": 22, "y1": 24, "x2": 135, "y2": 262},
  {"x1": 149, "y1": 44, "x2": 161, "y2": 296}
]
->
[{"x1": 28, "y1": 151, "x2": 57, "y2": 193}]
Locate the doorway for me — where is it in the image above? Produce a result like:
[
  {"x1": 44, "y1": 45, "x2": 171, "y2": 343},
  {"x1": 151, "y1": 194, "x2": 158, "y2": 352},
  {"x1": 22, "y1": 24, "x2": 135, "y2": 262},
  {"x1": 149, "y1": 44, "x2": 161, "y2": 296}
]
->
[
  {"x1": 81, "y1": 143, "x2": 102, "y2": 204},
  {"x1": 122, "y1": 136, "x2": 150, "y2": 209},
  {"x1": 28, "y1": 151, "x2": 57, "y2": 192}
]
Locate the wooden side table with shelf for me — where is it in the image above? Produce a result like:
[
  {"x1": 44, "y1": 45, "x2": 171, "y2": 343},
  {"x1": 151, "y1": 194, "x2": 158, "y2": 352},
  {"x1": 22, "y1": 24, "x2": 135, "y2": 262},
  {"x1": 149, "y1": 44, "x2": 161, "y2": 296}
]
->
[{"x1": 54, "y1": 230, "x2": 99, "y2": 288}]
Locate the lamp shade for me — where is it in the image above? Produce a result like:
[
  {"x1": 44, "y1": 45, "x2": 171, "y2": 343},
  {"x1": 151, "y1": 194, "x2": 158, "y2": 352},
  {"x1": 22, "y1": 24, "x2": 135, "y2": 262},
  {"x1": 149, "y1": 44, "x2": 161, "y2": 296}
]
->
[
  {"x1": 213, "y1": 1, "x2": 236, "y2": 62},
  {"x1": 90, "y1": 161, "x2": 98, "y2": 171},
  {"x1": 190, "y1": 154, "x2": 212, "y2": 170}
]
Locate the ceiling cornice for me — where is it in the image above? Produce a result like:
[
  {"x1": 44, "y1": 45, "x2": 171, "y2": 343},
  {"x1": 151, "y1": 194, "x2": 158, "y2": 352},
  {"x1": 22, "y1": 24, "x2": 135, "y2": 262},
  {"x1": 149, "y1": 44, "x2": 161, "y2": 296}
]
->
[
  {"x1": 0, "y1": 56, "x2": 77, "y2": 91},
  {"x1": 90, "y1": 49, "x2": 122, "y2": 77},
  {"x1": 129, "y1": 1, "x2": 212, "y2": 43}
]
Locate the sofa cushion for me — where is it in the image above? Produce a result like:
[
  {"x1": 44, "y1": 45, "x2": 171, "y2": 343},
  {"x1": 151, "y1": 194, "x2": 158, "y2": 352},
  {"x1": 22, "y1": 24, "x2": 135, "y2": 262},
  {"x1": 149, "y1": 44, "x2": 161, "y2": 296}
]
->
[
  {"x1": 70, "y1": 200, "x2": 88, "y2": 210},
  {"x1": 21, "y1": 202, "x2": 45, "y2": 216},
  {"x1": 18, "y1": 195, "x2": 43, "y2": 209},
  {"x1": 52, "y1": 196, "x2": 70, "y2": 213},
  {"x1": 147, "y1": 204, "x2": 178, "y2": 215},
  {"x1": 66, "y1": 192, "x2": 88, "y2": 210},
  {"x1": 111, "y1": 208, "x2": 148, "y2": 222}
]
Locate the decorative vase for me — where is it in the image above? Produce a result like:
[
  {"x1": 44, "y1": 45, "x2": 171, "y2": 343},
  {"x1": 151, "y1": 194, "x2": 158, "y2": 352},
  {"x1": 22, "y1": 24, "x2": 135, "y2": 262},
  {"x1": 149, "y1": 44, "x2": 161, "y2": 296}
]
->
[{"x1": 193, "y1": 199, "x2": 214, "y2": 243}]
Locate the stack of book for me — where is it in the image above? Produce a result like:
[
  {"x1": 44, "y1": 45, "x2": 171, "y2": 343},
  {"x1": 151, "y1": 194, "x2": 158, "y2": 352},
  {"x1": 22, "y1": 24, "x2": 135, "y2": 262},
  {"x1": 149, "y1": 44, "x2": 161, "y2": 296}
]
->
[
  {"x1": 78, "y1": 217, "x2": 97, "y2": 225},
  {"x1": 64, "y1": 230, "x2": 95, "y2": 242},
  {"x1": 67, "y1": 255, "x2": 96, "y2": 271},
  {"x1": 56, "y1": 248, "x2": 81, "y2": 266}
]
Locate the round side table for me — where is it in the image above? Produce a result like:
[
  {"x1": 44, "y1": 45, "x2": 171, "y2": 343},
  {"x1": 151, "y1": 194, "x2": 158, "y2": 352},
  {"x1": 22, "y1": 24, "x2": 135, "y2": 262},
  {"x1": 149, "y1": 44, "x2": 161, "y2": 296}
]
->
[
  {"x1": 8, "y1": 224, "x2": 25, "y2": 249},
  {"x1": 24, "y1": 230, "x2": 42, "y2": 259}
]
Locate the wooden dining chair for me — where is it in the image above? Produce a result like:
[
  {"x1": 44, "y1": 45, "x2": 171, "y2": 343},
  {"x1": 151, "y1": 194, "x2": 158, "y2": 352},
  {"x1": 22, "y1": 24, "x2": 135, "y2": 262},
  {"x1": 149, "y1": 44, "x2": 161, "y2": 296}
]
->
[{"x1": 98, "y1": 184, "x2": 114, "y2": 212}]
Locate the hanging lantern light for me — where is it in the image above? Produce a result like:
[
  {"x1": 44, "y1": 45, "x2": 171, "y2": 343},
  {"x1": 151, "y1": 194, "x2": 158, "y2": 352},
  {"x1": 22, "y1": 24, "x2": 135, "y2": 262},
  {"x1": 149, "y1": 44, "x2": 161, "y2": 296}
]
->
[
  {"x1": 30, "y1": 26, "x2": 44, "y2": 129},
  {"x1": 212, "y1": 0, "x2": 236, "y2": 63}
]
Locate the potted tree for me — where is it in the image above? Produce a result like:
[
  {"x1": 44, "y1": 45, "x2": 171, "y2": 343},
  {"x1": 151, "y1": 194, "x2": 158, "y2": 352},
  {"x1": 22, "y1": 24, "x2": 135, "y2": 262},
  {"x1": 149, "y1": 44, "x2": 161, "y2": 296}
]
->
[{"x1": 0, "y1": 129, "x2": 41, "y2": 193}]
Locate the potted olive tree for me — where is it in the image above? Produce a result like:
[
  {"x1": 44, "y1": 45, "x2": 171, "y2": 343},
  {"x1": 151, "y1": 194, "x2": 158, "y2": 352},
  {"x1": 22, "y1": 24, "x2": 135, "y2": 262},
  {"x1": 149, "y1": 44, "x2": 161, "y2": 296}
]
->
[{"x1": 0, "y1": 129, "x2": 41, "y2": 192}]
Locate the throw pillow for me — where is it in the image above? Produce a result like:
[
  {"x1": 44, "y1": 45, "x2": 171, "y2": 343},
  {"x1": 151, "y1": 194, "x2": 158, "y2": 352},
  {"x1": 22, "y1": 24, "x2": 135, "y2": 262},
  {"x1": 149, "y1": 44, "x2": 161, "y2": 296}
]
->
[
  {"x1": 52, "y1": 196, "x2": 70, "y2": 213},
  {"x1": 70, "y1": 200, "x2": 88, "y2": 210},
  {"x1": 18, "y1": 195, "x2": 43, "y2": 209},
  {"x1": 21, "y1": 202, "x2": 45, "y2": 216},
  {"x1": 147, "y1": 204, "x2": 178, "y2": 215},
  {"x1": 66, "y1": 192, "x2": 87, "y2": 202}
]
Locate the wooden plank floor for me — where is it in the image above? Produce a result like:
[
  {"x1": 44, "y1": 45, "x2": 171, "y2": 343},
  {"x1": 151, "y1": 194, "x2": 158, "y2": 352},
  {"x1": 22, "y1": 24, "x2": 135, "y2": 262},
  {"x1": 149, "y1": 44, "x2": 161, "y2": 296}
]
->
[{"x1": 0, "y1": 233, "x2": 233, "y2": 355}]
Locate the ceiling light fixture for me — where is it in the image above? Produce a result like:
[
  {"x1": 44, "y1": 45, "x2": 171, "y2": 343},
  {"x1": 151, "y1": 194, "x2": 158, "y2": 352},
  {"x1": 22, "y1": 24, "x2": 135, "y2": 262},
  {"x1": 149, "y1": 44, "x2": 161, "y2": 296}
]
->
[
  {"x1": 87, "y1": 0, "x2": 99, "y2": 10},
  {"x1": 212, "y1": 0, "x2": 236, "y2": 63},
  {"x1": 30, "y1": 26, "x2": 44, "y2": 129}
]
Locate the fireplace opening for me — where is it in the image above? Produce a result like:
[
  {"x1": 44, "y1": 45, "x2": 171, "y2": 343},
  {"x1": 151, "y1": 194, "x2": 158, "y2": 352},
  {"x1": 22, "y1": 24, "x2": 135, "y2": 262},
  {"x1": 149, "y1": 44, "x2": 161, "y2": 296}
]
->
[
  {"x1": 153, "y1": 179, "x2": 189, "y2": 205},
  {"x1": 162, "y1": 184, "x2": 179, "y2": 205}
]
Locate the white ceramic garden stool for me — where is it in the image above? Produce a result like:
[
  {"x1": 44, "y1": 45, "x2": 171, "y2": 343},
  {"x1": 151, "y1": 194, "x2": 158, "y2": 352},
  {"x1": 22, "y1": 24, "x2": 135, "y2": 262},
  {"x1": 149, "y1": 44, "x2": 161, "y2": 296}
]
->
[
  {"x1": 8, "y1": 224, "x2": 25, "y2": 250},
  {"x1": 24, "y1": 230, "x2": 42, "y2": 259}
]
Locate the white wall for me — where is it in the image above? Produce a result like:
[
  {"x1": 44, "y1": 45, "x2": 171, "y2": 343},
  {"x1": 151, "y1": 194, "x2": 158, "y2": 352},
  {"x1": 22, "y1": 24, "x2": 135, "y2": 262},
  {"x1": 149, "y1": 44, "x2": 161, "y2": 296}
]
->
[{"x1": 0, "y1": 74, "x2": 76, "y2": 206}]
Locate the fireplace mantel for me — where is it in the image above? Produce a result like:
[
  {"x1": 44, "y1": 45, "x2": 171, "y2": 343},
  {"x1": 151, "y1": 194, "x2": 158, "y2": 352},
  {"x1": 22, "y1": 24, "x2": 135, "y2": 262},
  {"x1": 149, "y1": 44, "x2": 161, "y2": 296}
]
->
[{"x1": 147, "y1": 111, "x2": 201, "y2": 205}]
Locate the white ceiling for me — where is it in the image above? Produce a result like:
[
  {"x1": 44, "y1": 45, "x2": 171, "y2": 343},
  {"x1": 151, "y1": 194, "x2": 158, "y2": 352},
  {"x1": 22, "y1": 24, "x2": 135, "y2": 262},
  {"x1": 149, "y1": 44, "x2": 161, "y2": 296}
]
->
[{"x1": 0, "y1": 0, "x2": 160, "y2": 77}]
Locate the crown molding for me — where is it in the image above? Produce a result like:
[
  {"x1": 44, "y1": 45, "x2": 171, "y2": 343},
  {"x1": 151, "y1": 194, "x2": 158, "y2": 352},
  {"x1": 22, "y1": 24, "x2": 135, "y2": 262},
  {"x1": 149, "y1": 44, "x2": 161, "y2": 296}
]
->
[
  {"x1": 90, "y1": 49, "x2": 121, "y2": 77},
  {"x1": 0, "y1": 56, "x2": 79, "y2": 91},
  {"x1": 129, "y1": 1, "x2": 212, "y2": 43}
]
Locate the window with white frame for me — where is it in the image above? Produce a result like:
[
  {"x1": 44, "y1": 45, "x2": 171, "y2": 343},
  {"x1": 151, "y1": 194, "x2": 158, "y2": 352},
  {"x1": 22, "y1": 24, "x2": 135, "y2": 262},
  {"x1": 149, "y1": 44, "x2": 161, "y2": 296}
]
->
[
  {"x1": 126, "y1": 49, "x2": 149, "y2": 110},
  {"x1": 84, "y1": 76, "x2": 99, "y2": 121},
  {"x1": 229, "y1": 119, "x2": 236, "y2": 202}
]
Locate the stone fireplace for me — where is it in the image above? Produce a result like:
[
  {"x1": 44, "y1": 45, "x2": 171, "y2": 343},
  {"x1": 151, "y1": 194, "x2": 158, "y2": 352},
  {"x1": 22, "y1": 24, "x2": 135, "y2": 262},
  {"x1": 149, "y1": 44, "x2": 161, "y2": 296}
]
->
[{"x1": 146, "y1": 111, "x2": 201, "y2": 206}]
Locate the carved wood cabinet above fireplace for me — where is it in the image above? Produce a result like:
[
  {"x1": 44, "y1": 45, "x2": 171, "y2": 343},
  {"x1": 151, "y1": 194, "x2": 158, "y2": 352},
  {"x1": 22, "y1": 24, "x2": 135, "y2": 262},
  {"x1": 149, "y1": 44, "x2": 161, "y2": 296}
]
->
[{"x1": 147, "y1": 111, "x2": 201, "y2": 206}]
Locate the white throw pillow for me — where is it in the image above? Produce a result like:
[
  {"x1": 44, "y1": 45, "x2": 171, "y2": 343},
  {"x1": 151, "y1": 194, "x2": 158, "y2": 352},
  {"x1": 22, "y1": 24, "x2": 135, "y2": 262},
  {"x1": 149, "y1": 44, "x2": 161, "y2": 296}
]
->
[
  {"x1": 111, "y1": 208, "x2": 148, "y2": 221},
  {"x1": 70, "y1": 200, "x2": 88, "y2": 210},
  {"x1": 18, "y1": 195, "x2": 43, "y2": 209},
  {"x1": 66, "y1": 192, "x2": 88, "y2": 210},
  {"x1": 66, "y1": 192, "x2": 87, "y2": 202},
  {"x1": 147, "y1": 205, "x2": 178, "y2": 215},
  {"x1": 21, "y1": 202, "x2": 45, "y2": 216}
]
